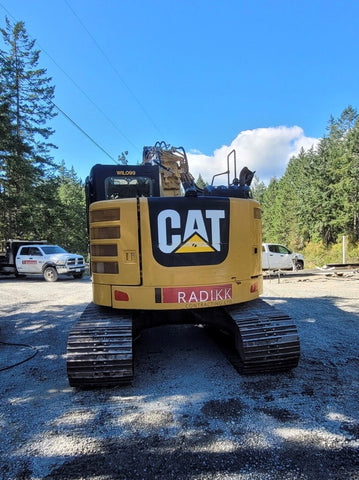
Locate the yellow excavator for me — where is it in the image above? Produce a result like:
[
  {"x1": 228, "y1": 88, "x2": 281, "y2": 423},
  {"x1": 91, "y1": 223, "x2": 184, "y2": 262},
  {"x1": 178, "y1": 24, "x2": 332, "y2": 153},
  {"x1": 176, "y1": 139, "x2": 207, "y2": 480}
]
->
[{"x1": 66, "y1": 142, "x2": 300, "y2": 387}]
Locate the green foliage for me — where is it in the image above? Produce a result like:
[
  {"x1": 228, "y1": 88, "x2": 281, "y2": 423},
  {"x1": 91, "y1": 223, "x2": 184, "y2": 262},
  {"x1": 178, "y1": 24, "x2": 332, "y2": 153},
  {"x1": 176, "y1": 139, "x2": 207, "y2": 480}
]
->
[
  {"x1": 0, "y1": 17, "x2": 57, "y2": 239},
  {"x1": 196, "y1": 173, "x2": 208, "y2": 189},
  {"x1": 251, "y1": 175, "x2": 266, "y2": 204},
  {"x1": 0, "y1": 17, "x2": 56, "y2": 163},
  {"x1": 302, "y1": 240, "x2": 359, "y2": 268},
  {"x1": 52, "y1": 163, "x2": 88, "y2": 256},
  {"x1": 0, "y1": 18, "x2": 88, "y2": 256},
  {"x1": 260, "y1": 106, "x2": 359, "y2": 263}
]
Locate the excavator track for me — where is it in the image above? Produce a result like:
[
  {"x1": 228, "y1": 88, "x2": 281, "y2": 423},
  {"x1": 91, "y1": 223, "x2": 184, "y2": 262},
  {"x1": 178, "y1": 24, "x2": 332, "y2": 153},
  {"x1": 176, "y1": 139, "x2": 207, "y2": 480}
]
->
[
  {"x1": 224, "y1": 299, "x2": 300, "y2": 374},
  {"x1": 66, "y1": 303, "x2": 133, "y2": 388},
  {"x1": 203, "y1": 299, "x2": 300, "y2": 375}
]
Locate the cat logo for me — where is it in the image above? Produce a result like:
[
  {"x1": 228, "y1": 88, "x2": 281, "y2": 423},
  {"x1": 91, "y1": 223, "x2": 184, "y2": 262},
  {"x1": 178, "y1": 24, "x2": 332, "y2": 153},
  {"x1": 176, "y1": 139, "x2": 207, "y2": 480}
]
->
[
  {"x1": 157, "y1": 208, "x2": 225, "y2": 254},
  {"x1": 148, "y1": 197, "x2": 230, "y2": 267},
  {"x1": 174, "y1": 232, "x2": 215, "y2": 253}
]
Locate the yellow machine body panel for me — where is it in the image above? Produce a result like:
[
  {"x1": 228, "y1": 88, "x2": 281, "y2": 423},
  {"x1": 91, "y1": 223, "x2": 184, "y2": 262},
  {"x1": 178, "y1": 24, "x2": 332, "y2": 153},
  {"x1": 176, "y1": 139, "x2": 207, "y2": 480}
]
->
[
  {"x1": 90, "y1": 195, "x2": 262, "y2": 310},
  {"x1": 90, "y1": 199, "x2": 141, "y2": 287}
]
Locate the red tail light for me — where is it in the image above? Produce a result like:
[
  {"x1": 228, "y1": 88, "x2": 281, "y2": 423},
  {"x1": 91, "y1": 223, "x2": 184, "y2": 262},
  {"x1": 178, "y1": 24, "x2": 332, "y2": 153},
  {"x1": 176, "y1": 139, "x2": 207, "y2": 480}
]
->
[{"x1": 114, "y1": 290, "x2": 129, "y2": 301}]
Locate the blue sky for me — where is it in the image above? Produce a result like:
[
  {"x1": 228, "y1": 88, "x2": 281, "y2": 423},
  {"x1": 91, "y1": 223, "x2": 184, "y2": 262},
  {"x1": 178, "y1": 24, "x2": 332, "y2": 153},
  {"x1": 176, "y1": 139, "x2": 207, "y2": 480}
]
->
[{"x1": 1, "y1": 0, "x2": 358, "y2": 184}]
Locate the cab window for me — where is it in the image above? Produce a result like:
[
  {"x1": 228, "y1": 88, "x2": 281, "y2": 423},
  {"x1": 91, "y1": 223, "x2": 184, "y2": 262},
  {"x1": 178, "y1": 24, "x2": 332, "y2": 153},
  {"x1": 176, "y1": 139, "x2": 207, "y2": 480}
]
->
[
  {"x1": 29, "y1": 247, "x2": 42, "y2": 256},
  {"x1": 104, "y1": 176, "x2": 155, "y2": 199},
  {"x1": 277, "y1": 245, "x2": 291, "y2": 254}
]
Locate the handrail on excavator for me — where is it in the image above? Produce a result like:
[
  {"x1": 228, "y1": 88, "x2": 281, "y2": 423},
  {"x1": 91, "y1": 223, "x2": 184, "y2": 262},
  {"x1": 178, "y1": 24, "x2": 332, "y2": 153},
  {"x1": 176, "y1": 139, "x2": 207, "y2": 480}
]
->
[{"x1": 211, "y1": 149, "x2": 237, "y2": 186}]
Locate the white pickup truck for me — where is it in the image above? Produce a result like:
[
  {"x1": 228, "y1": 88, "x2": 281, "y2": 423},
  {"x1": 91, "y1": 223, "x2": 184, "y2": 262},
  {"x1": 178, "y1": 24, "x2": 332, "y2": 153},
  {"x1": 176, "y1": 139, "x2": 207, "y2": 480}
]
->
[
  {"x1": 262, "y1": 243, "x2": 304, "y2": 271},
  {"x1": 15, "y1": 244, "x2": 86, "y2": 281}
]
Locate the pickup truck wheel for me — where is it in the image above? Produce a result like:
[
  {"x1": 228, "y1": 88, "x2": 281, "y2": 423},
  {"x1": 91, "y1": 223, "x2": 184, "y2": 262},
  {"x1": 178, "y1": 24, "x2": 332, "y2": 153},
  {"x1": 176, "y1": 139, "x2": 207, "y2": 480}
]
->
[
  {"x1": 43, "y1": 266, "x2": 58, "y2": 282},
  {"x1": 294, "y1": 260, "x2": 304, "y2": 270},
  {"x1": 73, "y1": 272, "x2": 84, "y2": 279}
]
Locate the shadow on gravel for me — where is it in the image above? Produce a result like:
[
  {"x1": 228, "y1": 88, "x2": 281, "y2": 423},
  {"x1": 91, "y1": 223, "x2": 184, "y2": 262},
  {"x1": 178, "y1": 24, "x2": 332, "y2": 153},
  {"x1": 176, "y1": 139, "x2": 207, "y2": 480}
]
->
[
  {"x1": 1, "y1": 293, "x2": 359, "y2": 480},
  {"x1": 0, "y1": 303, "x2": 88, "y2": 372},
  {"x1": 41, "y1": 435, "x2": 359, "y2": 480}
]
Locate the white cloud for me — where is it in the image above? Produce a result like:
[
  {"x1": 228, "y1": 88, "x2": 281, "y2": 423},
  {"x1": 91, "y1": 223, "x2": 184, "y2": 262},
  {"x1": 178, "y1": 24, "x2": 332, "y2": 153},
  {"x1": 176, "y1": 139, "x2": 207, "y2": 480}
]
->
[{"x1": 187, "y1": 126, "x2": 319, "y2": 185}]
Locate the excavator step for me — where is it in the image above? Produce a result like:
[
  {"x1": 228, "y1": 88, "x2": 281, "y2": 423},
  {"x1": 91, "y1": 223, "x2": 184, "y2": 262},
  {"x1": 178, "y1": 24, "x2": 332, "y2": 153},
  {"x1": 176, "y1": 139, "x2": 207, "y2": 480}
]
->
[{"x1": 67, "y1": 303, "x2": 133, "y2": 387}]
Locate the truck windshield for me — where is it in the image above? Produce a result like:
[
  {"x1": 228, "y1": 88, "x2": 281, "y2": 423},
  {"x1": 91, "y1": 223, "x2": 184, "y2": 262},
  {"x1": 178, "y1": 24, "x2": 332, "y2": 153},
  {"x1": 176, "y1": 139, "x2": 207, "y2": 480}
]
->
[{"x1": 41, "y1": 246, "x2": 68, "y2": 254}]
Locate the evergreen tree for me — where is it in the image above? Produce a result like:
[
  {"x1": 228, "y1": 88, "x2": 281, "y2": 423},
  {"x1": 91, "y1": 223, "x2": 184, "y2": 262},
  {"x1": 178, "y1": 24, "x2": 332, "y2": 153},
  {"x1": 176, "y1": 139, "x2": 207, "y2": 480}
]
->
[
  {"x1": 290, "y1": 147, "x2": 318, "y2": 245},
  {"x1": 251, "y1": 175, "x2": 266, "y2": 204},
  {"x1": 55, "y1": 162, "x2": 87, "y2": 255},
  {"x1": 260, "y1": 107, "x2": 359, "y2": 249},
  {"x1": 195, "y1": 173, "x2": 208, "y2": 189},
  {"x1": 0, "y1": 18, "x2": 57, "y2": 239},
  {"x1": 344, "y1": 118, "x2": 359, "y2": 241},
  {"x1": 0, "y1": 18, "x2": 56, "y2": 162},
  {"x1": 261, "y1": 178, "x2": 281, "y2": 242},
  {"x1": 0, "y1": 101, "x2": 16, "y2": 237},
  {"x1": 311, "y1": 108, "x2": 358, "y2": 246}
]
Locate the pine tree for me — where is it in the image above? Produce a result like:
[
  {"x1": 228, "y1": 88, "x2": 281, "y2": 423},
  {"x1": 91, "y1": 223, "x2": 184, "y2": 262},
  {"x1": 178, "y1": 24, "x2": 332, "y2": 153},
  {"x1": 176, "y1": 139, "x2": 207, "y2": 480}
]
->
[
  {"x1": 195, "y1": 173, "x2": 208, "y2": 189},
  {"x1": 260, "y1": 107, "x2": 359, "y2": 249},
  {"x1": 345, "y1": 119, "x2": 359, "y2": 242},
  {"x1": 55, "y1": 162, "x2": 87, "y2": 255},
  {"x1": 0, "y1": 17, "x2": 57, "y2": 239},
  {"x1": 261, "y1": 178, "x2": 281, "y2": 243},
  {"x1": 251, "y1": 175, "x2": 266, "y2": 204},
  {"x1": 0, "y1": 101, "x2": 15, "y2": 236}
]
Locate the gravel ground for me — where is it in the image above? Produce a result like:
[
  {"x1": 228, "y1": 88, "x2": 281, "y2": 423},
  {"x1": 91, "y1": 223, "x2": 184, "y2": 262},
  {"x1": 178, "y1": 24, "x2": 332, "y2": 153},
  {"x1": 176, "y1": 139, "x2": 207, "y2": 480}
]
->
[{"x1": 0, "y1": 271, "x2": 359, "y2": 480}]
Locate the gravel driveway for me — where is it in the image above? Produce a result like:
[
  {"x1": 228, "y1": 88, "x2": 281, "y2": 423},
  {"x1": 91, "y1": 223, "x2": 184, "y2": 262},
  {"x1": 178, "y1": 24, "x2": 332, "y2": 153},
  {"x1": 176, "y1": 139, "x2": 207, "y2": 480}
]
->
[{"x1": 0, "y1": 272, "x2": 358, "y2": 480}]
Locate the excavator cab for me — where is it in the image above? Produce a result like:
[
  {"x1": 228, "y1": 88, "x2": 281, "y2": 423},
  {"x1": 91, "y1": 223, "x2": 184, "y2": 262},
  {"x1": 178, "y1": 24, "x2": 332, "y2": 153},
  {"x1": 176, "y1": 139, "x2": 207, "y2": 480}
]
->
[{"x1": 85, "y1": 163, "x2": 161, "y2": 203}]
